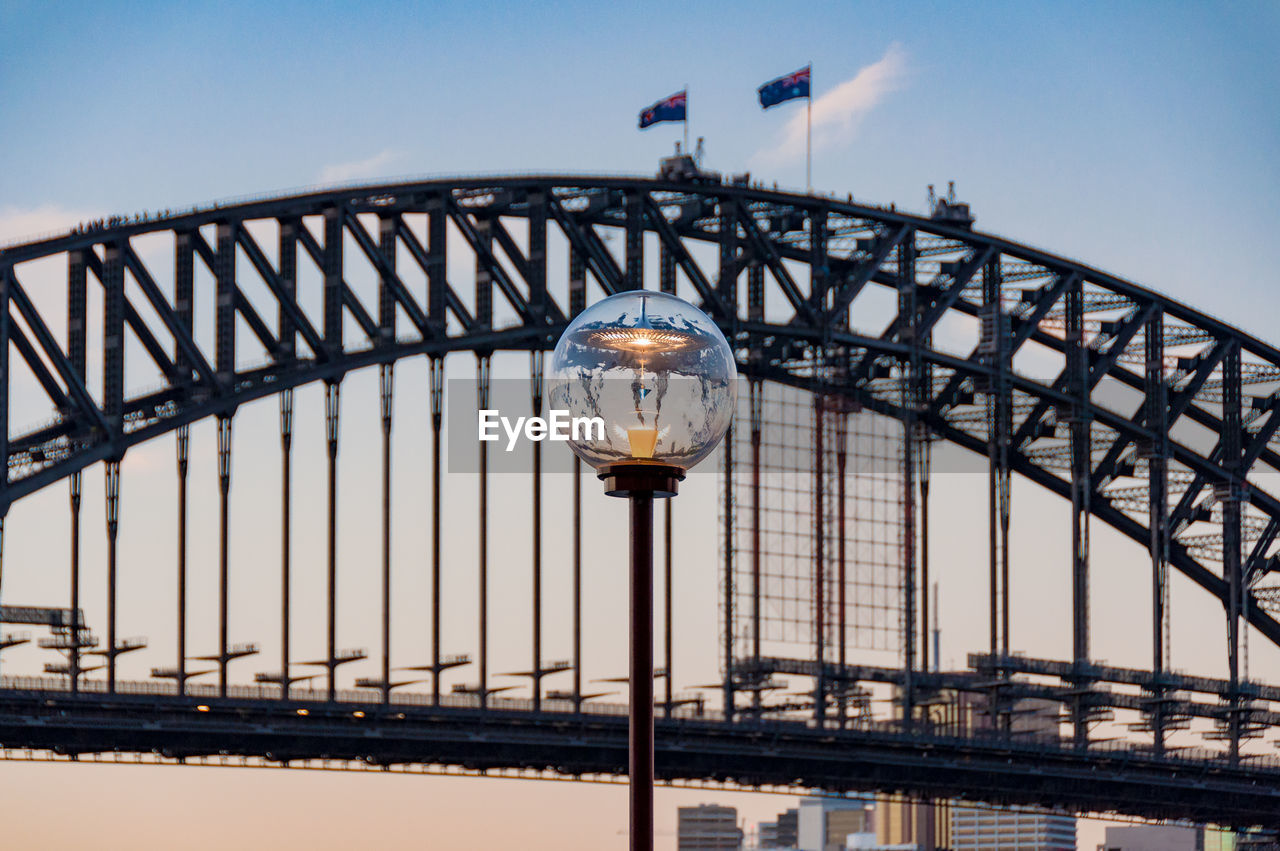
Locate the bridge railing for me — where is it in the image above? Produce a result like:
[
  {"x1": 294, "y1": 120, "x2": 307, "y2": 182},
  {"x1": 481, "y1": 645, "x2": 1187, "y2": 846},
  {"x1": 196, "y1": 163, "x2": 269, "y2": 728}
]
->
[{"x1": 0, "y1": 674, "x2": 648, "y2": 718}]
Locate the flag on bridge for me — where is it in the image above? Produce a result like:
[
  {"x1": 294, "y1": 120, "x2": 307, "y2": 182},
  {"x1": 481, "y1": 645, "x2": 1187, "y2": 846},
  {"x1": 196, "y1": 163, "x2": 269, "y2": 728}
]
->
[
  {"x1": 639, "y1": 90, "x2": 687, "y2": 129},
  {"x1": 758, "y1": 65, "x2": 811, "y2": 109}
]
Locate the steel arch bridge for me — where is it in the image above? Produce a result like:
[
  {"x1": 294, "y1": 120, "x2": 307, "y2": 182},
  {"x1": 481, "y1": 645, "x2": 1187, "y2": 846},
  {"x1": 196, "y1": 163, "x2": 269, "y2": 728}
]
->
[{"x1": 1, "y1": 173, "x2": 1280, "y2": 828}]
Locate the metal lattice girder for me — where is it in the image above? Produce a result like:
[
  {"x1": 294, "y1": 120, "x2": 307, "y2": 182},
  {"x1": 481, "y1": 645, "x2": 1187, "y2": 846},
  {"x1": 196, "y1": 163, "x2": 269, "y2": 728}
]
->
[
  {"x1": 0, "y1": 686, "x2": 1277, "y2": 827},
  {"x1": 3, "y1": 174, "x2": 1280, "y2": 653}
]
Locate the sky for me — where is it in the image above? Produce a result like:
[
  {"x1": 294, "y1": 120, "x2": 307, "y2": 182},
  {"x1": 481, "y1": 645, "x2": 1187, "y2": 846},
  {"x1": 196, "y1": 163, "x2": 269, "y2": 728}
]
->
[{"x1": 1, "y1": 1, "x2": 1279, "y2": 848}]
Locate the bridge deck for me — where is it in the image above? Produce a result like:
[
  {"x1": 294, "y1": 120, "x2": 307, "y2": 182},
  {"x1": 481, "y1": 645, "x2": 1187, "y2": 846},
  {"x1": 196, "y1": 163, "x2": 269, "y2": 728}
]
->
[{"x1": 0, "y1": 677, "x2": 1276, "y2": 828}]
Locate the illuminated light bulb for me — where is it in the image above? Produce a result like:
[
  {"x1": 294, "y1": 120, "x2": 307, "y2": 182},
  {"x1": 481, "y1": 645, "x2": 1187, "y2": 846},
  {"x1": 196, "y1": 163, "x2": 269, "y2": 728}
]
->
[
  {"x1": 587, "y1": 327, "x2": 697, "y2": 351},
  {"x1": 550, "y1": 290, "x2": 736, "y2": 471},
  {"x1": 627, "y1": 426, "x2": 658, "y2": 458}
]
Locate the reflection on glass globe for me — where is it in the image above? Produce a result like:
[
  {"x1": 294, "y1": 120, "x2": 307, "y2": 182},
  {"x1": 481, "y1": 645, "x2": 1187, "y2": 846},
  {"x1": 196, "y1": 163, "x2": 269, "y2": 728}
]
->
[{"x1": 549, "y1": 290, "x2": 737, "y2": 471}]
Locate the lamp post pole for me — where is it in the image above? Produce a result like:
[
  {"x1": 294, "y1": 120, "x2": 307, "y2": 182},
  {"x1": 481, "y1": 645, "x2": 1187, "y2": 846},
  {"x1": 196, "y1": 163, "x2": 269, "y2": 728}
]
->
[
  {"x1": 600, "y1": 463, "x2": 684, "y2": 851},
  {"x1": 629, "y1": 492, "x2": 654, "y2": 851}
]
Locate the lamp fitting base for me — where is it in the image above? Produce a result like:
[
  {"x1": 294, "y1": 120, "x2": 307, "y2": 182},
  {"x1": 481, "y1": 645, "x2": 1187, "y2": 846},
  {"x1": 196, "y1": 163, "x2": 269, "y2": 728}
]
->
[{"x1": 597, "y1": 462, "x2": 685, "y2": 498}]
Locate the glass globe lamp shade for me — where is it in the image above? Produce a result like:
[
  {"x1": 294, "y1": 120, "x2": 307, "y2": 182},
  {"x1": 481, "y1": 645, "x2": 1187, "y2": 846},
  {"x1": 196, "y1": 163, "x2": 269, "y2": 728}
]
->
[{"x1": 549, "y1": 290, "x2": 737, "y2": 471}]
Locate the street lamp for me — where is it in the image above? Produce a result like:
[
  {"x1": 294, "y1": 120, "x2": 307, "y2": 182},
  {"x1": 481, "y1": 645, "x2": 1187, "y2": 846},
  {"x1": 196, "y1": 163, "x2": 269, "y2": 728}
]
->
[{"x1": 551, "y1": 290, "x2": 736, "y2": 851}]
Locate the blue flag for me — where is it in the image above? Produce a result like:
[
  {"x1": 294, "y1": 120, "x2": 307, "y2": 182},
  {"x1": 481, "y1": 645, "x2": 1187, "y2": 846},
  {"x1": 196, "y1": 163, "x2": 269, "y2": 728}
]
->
[
  {"x1": 639, "y1": 90, "x2": 687, "y2": 129},
  {"x1": 758, "y1": 66, "x2": 811, "y2": 109}
]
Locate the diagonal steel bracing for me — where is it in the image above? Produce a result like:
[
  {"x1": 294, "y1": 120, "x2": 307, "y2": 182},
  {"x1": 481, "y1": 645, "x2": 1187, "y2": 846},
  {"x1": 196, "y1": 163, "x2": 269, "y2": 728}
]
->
[{"x1": 3, "y1": 177, "x2": 1280, "y2": 807}]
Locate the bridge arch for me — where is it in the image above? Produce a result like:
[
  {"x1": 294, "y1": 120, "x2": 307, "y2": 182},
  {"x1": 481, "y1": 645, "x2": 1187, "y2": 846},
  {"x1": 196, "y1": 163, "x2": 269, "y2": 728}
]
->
[
  {"x1": 4, "y1": 176, "x2": 1280, "y2": 821},
  {"x1": 3, "y1": 175, "x2": 1276, "y2": 651},
  {"x1": 1, "y1": 176, "x2": 1280, "y2": 789}
]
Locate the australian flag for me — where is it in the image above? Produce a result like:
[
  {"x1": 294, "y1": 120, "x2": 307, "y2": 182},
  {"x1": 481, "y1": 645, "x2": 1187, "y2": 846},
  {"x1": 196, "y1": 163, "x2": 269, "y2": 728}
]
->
[
  {"x1": 758, "y1": 66, "x2": 811, "y2": 109},
  {"x1": 639, "y1": 90, "x2": 687, "y2": 129}
]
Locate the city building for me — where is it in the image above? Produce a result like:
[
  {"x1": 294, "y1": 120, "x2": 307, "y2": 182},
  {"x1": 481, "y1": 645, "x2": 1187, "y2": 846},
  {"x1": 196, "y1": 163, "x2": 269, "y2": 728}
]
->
[
  {"x1": 678, "y1": 804, "x2": 743, "y2": 850},
  {"x1": 1100, "y1": 824, "x2": 1239, "y2": 850},
  {"x1": 876, "y1": 798, "x2": 950, "y2": 850},
  {"x1": 797, "y1": 797, "x2": 875, "y2": 851},
  {"x1": 759, "y1": 808, "x2": 800, "y2": 849},
  {"x1": 950, "y1": 805, "x2": 1076, "y2": 851},
  {"x1": 845, "y1": 839, "x2": 917, "y2": 851},
  {"x1": 777, "y1": 809, "x2": 799, "y2": 848}
]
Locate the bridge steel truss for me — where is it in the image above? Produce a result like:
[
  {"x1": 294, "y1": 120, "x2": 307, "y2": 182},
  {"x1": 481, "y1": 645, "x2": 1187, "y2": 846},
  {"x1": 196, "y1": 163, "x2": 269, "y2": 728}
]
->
[{"x1": 2, "y1": 175, "x2": 1280, "y2": 826}]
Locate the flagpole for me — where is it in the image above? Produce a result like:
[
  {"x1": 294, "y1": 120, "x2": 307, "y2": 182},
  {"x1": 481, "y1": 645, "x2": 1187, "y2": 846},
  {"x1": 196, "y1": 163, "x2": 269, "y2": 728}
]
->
[
  {"x1": 684, "y1": 84, "x2": 689, "y2": 155},
  {"x1": 806, "y1": 64, "x2": 812, "y2": 193}
]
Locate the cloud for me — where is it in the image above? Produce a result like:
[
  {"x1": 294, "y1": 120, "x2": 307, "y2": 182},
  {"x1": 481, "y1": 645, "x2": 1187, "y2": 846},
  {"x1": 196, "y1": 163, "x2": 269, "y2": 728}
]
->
[
  {"x1": 753, "y1": 43, "x2": 908, "y2": 165},
  {"x1": 318, "y1": 149, "x2": 400, "y2": 184},
  {"x1": 0, "y1": 204, "x2": 100, "y2": 245}
]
